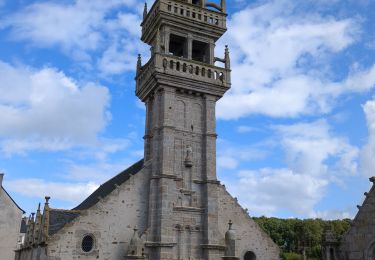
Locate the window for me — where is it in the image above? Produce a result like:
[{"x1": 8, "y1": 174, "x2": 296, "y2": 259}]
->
[
  {"x1": 169, "y1": 34, "x2": 187, "y2": 58},
  {"x1": 244, "y1": 251, "x2": 256, "y2": 260},
  {"x1": 82, "y1": 235, "x2": 94, "y2": 253},
  {"x1": 192, "y1": 40, "x2": 209, "y2": 63},
  {"x1": 192, "y1": 0, "x2": 200, "y2": 5}
]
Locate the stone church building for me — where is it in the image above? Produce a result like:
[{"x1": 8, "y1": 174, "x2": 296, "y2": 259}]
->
[
  {"x1": 0, "y1": 174, "x2": 25, "y2": 260},
  {"x1": 324, "y1": 177, "x2": 375, "y2": 260},
  {"x1": 15, "y1": 0, "x2": 280, "y2": 259}
]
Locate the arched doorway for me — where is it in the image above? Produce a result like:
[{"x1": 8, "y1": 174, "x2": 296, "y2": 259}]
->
[{"x1": 244, "y1": 251, "x2": 256, "y2": 260}]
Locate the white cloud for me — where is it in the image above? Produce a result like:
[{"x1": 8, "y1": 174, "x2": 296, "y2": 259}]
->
[
  {"x1": 216, "y1": 0, "x2": 375, "y2": 119},
  {"x1": 6, "y1": 178, "x2": 99, "y2": 203},
  {"x1": 0, "y1": 61, "x2": 110, "y2": 155},
  {"x1": 217, "y1": 139, "x2": 268, "y2": 170},
  {"x1": 224, "y1": 120, "x2": 359, "y2": 217},
  {"x1": 275, "y1": 120, "x2": 359, "y2": 177},
  {"x1": 237, "y1": 126, "x2": 256, "y2": 133},
  {"x1": 225, "y1": 168, "x2": 328, "y2": 216},
  {"x1": 218, "y1": 156, "x2": 238, "y2": 170},
  {"x1": 361, "y1": 99, "x2": 375, "y2": 177},
  {"x1": 345, "y1": 64, "x2": 375, "y2": 92},
  {"x1": 65, "y1": 158, "x2": 135, "y2": 183},
  {"x1": 0, "y1": 0, "x2": 146, "y2": 74}
]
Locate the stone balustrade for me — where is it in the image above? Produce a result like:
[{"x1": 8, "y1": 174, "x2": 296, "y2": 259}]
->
[
  {"x1": 142, "y1": 0, "x2": 226, "y2": 34},
  {"x1": 136, "y1": 53, "x2": 230, "y2": 93}
]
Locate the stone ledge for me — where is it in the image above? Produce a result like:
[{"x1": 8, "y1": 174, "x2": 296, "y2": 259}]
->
[
  {"x1": 193, "y1": 179, "x2": 221, "y2": 185},
  {"x1": 173, "y1": 206, "x2": 205, "y2": 213},
  {"x1": 144, "y1": 242, "x2": 176, "y2": 248},
  {"x1": 201, "y1": 244, "x2": 226, "y2": 250}
]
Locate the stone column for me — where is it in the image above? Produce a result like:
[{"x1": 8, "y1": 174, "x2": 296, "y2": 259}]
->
[
  {"x1": 187, "y1": 34, "x2": 193, "y2": 60},
  {"x1": 164, "y1": 27, "x2": 170, "y2": 55},
  {"x1": 209, "y1": 42, "x2": 215, "y2": 65}
]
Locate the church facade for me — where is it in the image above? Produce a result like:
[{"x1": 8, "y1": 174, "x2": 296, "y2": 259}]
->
[
  {"x1": 324, "y1": 177, "x2": 375, "y2": 260},
  {"x1": 15, "y1": 0, "x2": 280, "y2": 259}
]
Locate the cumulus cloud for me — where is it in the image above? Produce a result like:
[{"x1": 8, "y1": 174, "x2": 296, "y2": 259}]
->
[
  {"x1": 225, "y1": 168, "x2": 328, "y2": 216},
  {"x1": 217, "y1": 0, "x2": 375, "y2": 119},
  {"x1": 275, "y1": 120, "x2": 359, "y2": 177},
  {"x1": 6, "y1": 178, "x2": 99, "y2": 203},
  {"x1": 361, "y1": 99, "x2": 375, "y2": 177},
  {"x1": 217, "y1": 139, "x2": 268, "y2": 170},
  {"x1": 224, "y1": 120, "x2": 359, "y2": 217},
  {"x1": 0, "y1": 61, "x2": 110, "y2": 155},
  {"x1": 0, "y1": 0, "x2": 147, "y2": 74}
]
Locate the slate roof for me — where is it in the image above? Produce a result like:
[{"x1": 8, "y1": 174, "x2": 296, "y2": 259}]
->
[
  {"x1": 49, "y1": 209, "x2": 81, "y2": 236},
  {"x1": 73, "y1": 159, "x2": 144, "y2": 210},
  {"x1": 46, "y1": 160, "x2": 144, "y2": 236}
]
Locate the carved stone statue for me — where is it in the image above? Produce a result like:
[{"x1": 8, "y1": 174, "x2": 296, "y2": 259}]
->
[{"x1": 184, "y1": 145, "x2": 193, "y2": 167}]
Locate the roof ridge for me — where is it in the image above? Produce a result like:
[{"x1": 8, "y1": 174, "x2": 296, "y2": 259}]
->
[
  {"x1": 1, "y1": 186, "x2": 25, "y2": 214},
  {"x1": 72, "y1": 159, "x2": 144, "y2": 210}
]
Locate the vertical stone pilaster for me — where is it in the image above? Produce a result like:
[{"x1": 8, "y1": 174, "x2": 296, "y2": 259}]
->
[
  {"x1": 164, "y1": 27, "x2": 170, "y2": 55},
  {"x1": 209, "y1": 42, "x2": 216, "y2": 65},
  {"x1": 204, "y1": 95, "x2": 217, "y2": 181},
  {"x1": 187, "y1": 34, "x2": 193, "y2": 60}
]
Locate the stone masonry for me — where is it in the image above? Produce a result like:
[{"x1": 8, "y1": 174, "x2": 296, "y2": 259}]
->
[{"x1": 0, "y1": 174, "x2": 25, "y2": 260}]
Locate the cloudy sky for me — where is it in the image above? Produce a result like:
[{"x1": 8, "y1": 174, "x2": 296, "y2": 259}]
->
[{"x1": 0, "y1": 0, "x2": 374, "y2": 219}]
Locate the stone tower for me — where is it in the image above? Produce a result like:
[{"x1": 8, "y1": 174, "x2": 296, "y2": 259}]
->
[{"x1": 136, "y1": 0, "x2": 231, "y2": 259}]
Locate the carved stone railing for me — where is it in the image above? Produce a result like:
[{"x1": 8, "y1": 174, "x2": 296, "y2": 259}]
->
[
  {"x1": 142, "y1": 0, "x2": 226, "y2": 34},
  {"x1": 136, "y1": 53, "x2": 230, "y2": 93}
]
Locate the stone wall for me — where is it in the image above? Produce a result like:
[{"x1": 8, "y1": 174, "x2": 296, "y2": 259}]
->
[
  {"x1": 218, "y1": 185, "x2": 280, "y2": 260},
  {"x1": 0, "y1": 178, "x2": 24, "y2": 260},
  {"x1": 46, "y1": 167, "x2": 148, "y2": 260},
  {"x1": 338, "y1": 182, "x2": 375, "y2": 260}
]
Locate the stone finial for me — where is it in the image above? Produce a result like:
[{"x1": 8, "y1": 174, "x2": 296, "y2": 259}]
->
[
  {"x1": 225, "y1": 45, "x2": 230, "y2": 70},
  {"x1": 137, "y1": 54, "x2": 142, "y2": 74},
  {"x1": 143, "y1": 3, "x2": 148, "y2": 20},
  {"x1": 221, "y1": 0, "x2": 226, "y2": 12},
  {"x1": 126, "y1": 226, "x2": 145, "y2": 258},
  {"x1": 0, "y1": 173, "x2": 3, "y2": 186},
  {"x1": 370, "y1": 176, "x2": 375, "y2": 183},
  {"x1": 41, "y1": 197, "x2": 51, "y2": 243},
  {"x1": 224, "y1": 220, "x2": 238, "y2": 258}
]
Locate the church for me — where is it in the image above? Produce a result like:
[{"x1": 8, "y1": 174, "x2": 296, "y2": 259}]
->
[
  {"x1": 15, "y1": 0, "x2": 280, "y2": 259},
  {"x1": 323, "y1": 177, "x2": 375, "y2": 260}
]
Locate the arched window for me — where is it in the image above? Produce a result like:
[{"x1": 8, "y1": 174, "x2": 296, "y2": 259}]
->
[
  {"x1": 244, "y1": 251, "x2": 256, "y2": 260},
  {"x1": 82, "y1": 234, "x2": 95, "y2": 253}
]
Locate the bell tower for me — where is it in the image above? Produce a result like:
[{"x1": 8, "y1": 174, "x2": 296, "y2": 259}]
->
[{"x1": 136, "y1": 0, "x2": 230, "y2": 259}]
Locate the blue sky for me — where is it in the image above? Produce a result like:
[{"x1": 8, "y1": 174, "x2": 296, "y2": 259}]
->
[{"x1": 0, "y1": 0, "x2": 374, "y2": 219}]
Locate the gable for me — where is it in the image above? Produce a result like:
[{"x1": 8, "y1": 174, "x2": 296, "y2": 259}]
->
[
  {"x1": 73, "y1": 159, "x2": 144, "y2": 210},
  {"x1": 0, "y1": 187, "x2": 25, "y2": 214}
]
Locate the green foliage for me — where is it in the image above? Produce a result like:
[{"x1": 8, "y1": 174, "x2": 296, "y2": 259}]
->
[
  {"x1": 253, "y1": 217, "x2": 351, "y2": 259},
  {"x1": 281, "y1": 252, "x2": 302, "y2": 260}
]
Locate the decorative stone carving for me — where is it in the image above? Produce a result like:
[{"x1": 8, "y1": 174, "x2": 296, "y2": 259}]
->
[
  {"x1": 184, "y1": 145, "x2": 193, "y2": 167},
  {"x1": 223, "y1": 220, "x2": 239, "y2": 260},
  {"x1": 126, "y1": 226, "x2": 145, "y2": 259}
]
